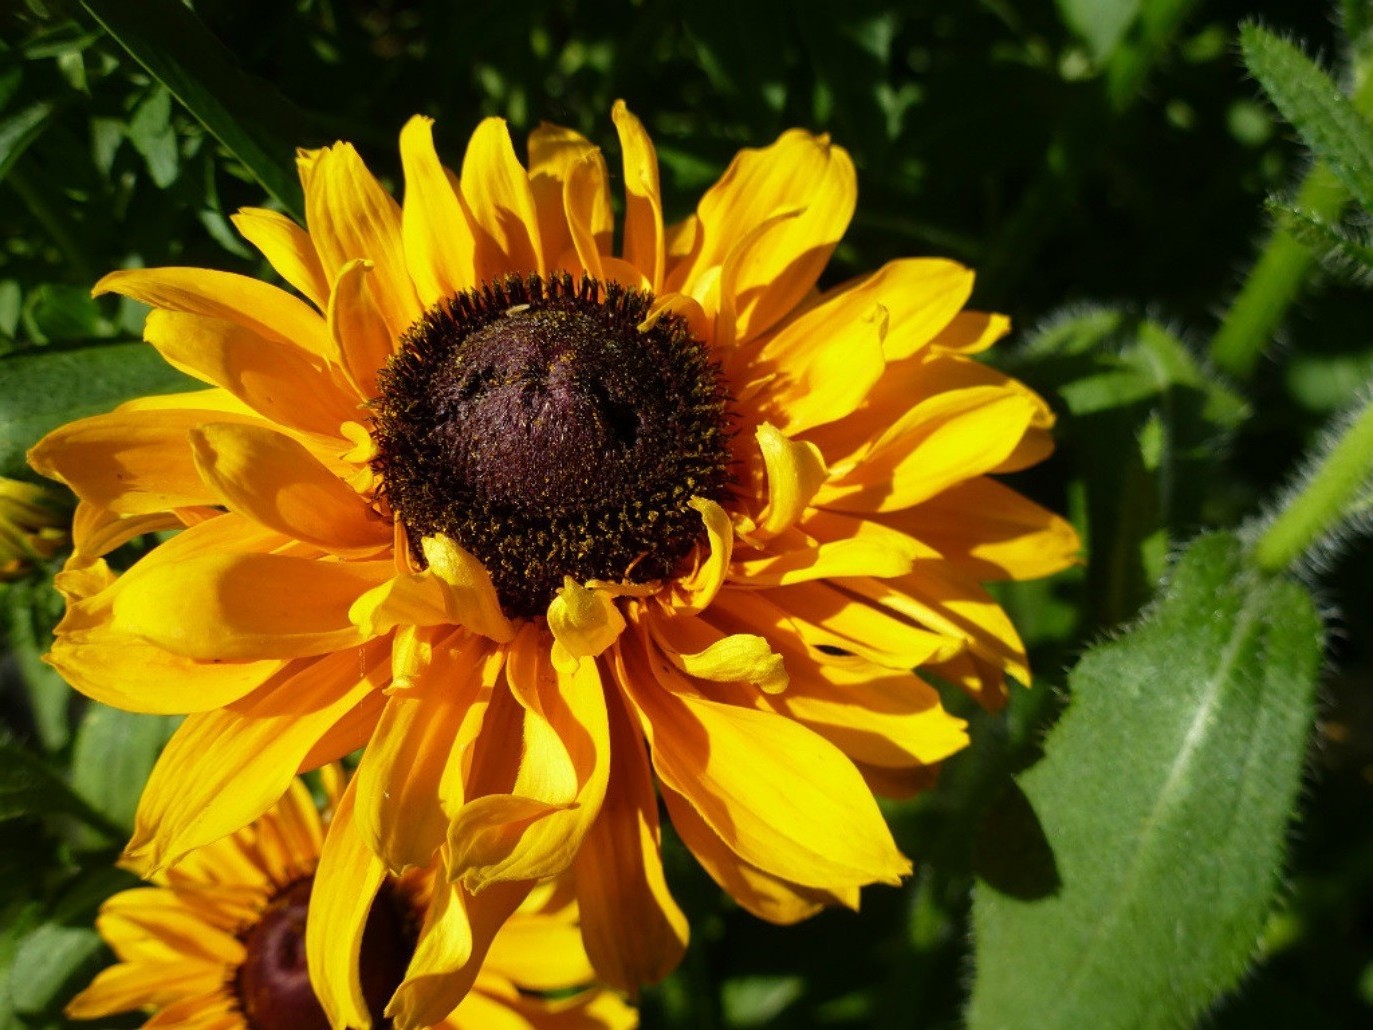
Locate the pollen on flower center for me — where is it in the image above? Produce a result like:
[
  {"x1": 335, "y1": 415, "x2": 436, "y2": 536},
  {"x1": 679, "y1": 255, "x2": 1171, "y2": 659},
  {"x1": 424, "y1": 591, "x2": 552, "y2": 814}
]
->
[
  {"x1": 235, "y1": 877, "x2": 412, "y2": 1030},
  {"x1": 372, "y1": 273, "x2": 733, "y2": 619}
]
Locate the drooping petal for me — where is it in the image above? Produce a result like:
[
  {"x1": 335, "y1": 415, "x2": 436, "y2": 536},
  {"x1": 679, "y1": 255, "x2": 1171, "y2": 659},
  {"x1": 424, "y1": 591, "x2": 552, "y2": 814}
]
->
[
  {"x1": 460, "y1": 118, "x2": 543, "y2": 280},
  {"x1": 93, "y1": 267, "x2": 331, "y2": 358},
  {"x1": 527, "y1": 122, "x2": 611, "y2": 275},
  {"x1": 676, "y1": 497, "x2": 732, "y2": 614},
  {"x1": 612, "y1": 100, "x2": 665, "y2": 291},
  {"x1": 621, "y1": 636, "x2": 909, "y2": 890},
  {"x1": 124, "y1": 641, "x2": 389, "y2": 873},
  {"x1": 572, "y1": 681, "x2": 688, "y2": 994},
  {"x1": 326, "y1": 258, "x2": 396, "y2": 400},
  {"x1": 230, "y1": 207, "x2": 330, "y2": 310},
  {"x1": 386, "y1": 879, "x2": 533, "y2": 1030},
  {"x1": 400, "y1": 115, "x2": 477, "y2": 304},
  {"x1": 303, "y1": 141, "x2": 421, "y2": 339},
  {"x1": 562, "y1": 152, "x2": 612, "y2": 279},
  {"x1": 547, "y1": 578, "x2": 625, "y2": 671},
  {"x1": 306, "y1": 777, "x2": 389, "y2": 1030},
  {"x1": 189, "y1": 422, "x2": 390, "y2": 556},
  {"x1": 111, "y1": 553, "x2": 393, "y2": 660},
  {"x1": 646, "y1": 612, "x2": 788, "y2": 695},
  {"x1": 749, "y1": 422, "x2": 827, "y2": 540}
]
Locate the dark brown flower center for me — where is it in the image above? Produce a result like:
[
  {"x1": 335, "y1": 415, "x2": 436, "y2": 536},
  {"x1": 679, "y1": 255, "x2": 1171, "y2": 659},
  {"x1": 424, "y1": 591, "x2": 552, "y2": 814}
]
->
[
  {"x1": 235, "y1": 877, "x2": 413, "y2": 1030},
  {"x1": 372, "y1": 274, "x2": 733, "y2": 619}
]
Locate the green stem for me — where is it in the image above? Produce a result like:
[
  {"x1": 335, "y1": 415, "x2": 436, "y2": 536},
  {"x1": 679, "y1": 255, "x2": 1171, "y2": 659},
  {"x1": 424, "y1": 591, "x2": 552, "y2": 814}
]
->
[
  {"x1": 1210, "y1": 55, "x2": 1373, "y2": 379},
  {"x1": 1253, "y1": 393, "x2": 1373, "y2": 572}
]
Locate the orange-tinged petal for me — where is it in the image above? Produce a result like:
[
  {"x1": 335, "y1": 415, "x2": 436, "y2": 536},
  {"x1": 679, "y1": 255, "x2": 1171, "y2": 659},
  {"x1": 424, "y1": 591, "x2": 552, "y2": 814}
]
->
[
  {"x1": 65, "y1": 961, "x2": 226, "y2": 1020},
  {"x1": 354, "y1": 632, "x2": 487, "y2": 873},
  {"x1": 230, "y1": 207, "x2": 329, "y2": 310},
  {"x1": 660, "y1": 781, "x2": 853, "y2": 924},
  {"x1": 387, "y1": 879, "x2": 533, "y2": 1030},
  {"x1": 612, "y1": 100, "x2": 665, "y2": 290},
  {"x1": 306, "y1": 777, "x2": 388, "y2": 1030},
  {"x1": 400, "y1": 115, "x2": 477, "y2": 303},
  {"x1": 461, "y1": 118, "x2": 543, "y2": 279},
  {"x1": 572, "y1": 686, "x2": 688, "y2": 994},
  {"x1": 94, "y1": 267, "x2": 331, "y2": 357},
  {"x1": 671, "y1": 129, "x2": 856, "y2": 342},
  {"x1": 480, "y1": 914, "x2": 595, "y2": 991},
  {"x1": 124, "y1": 642, "x2": 389, "y2": 873},
  {"x1": 622, "y1": 640, "x2": 909, "y2": 890},
  {"x1": 141, "y1": 309, "x2": 352, "y2": 437},
  {"x1": 304, "y1": 141, "x2": 420, "y2": 339},
  {"x1": 97, "y1": 889, "x2": 244, "y2": 963},
  {"x1": 527, "y1": 122, "x2": 611, "y2": 275},
  {"x1": 326, "y1": 258, "x2": 395, "y2": 400},
  {"x1": 447, "y1": 630, "x2": 610, "y2": 888},
  {"x1": 28, "y1": 407, "x2": 262, "y2": 515},
  {"x1": 189, "y1": 422, "x2": 390, "y2": 556},
  {"x1": 881, "y1": 476, "x2": 1081, "y2": 581},
  {"x1": 677, "y1": 497, "x2": 731, "y2": 614},
  {"x1": 820, "y1": 388, "x2": 1039, "y2": 513},
  {"x1": 111, "y1": 553, "x2": 392, "y2": 660}
]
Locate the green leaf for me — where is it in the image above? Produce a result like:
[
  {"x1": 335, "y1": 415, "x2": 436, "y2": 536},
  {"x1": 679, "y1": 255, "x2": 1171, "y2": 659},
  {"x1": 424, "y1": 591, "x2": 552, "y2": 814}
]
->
[
  {"x1": 1241, "y1": 23, "x2": 1373, "y2": 215},
  {"x1": 8, "y1": 923, "x2": 105, "y2": 1019},
  {"x1": 79, "y1": 0, "x2": 313, "y2": 217},
  {"x1": 0, "y1": 100, "x2": 55, "y2": 186},
  {"x1": 1012, "y1": 311, "x2": 1247, "y2": 628},
  {"x1": 969, "y1": 533, "x2": 1323, "y2": 1029},
  {"x1": 70, "y1": 704, "x2": 178, "y2": 837},
  {"x1": 19, "y1": 283, "x2": 105, "y2": 343},
  {"x1": 4, "y1": 577, "x2": 73, "y2": 753},
  {"x1": 0, "y1": 901, "x2": 44, "y2": 1030},
  {"x1": 1056, "y1": 0, "x2": 1141, "y2": 63},
  {"x1": 0, "y1": 340, "x2": 195, "y2": 480},
  {"x1": 126, "y1": 84, "x2": 178, "y2": 188},
  {"x1": 0, "y1": 737, "x2": 123, "y2": 839},
  {"x1": 1269, "y1": 199, "x2": 1373, "y2": 284}
]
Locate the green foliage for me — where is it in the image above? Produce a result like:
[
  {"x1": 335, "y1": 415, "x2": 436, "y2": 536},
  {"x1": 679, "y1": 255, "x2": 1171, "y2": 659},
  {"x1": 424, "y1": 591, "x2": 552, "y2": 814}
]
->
[
  {"x1": 0, "y1": 736, "x2": 122, "y2": 838},
  {"x1": 969, "y1": 534, "x2": 1323, "y2": 1029}
]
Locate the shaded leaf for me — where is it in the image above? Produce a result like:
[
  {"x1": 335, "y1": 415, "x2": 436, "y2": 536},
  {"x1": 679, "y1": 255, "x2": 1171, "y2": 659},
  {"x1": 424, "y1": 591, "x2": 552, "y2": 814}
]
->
[
  {"x1": 0, "y1": 100, "x2": 54, "y2": 186},
  {"x1": 1241, "y1": 23, "x2": 1373, "y2": 214},
  {"x1": 1057, "y1": 0, "x2": 1141, "y2": 63},
  {"x1": 969, "y1": 533, "x2": 1323, "y2": 1029},
  {"x1": 79, "y1": 0, "x2": 312, "y2": 217},
  {"x1": 0, "y1": 736, "x2": 122, "y2": 838},
  {"x1": 70, "y1": 704, "x2": 178, "y2": 837},
  {"x1": 9, "y1": 923, "x2": 105, "y2": 1019},
  {"x1": 0, "y1": 340, "x2": 195, "y2": 479}
]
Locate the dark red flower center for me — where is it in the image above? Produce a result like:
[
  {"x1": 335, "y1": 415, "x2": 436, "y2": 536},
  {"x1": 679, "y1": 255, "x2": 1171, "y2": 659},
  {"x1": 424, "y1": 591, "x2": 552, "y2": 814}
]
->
[{"x1": 372, "y1": 273, "x2": 733, "y2": 619}]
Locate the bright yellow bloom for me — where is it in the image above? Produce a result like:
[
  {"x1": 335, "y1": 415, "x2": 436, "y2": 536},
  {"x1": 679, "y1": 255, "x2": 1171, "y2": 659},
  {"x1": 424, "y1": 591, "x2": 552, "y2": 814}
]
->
[
  {"x1": 31, "y1": 103, "x2": 1078, "y2": 1023},
  {"x1": 66, "y1": 766, "x2": 635, "y2": 1029},
  {"x1": 0, "y1": 476, "x2": 67, "y2": 579}
]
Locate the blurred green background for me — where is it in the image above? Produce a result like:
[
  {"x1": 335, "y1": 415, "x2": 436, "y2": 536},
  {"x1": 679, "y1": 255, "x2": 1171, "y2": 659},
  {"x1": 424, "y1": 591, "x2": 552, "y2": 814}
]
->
[{"x1": 3, "y1": 0, "x2": 1373, "y2": 1026}]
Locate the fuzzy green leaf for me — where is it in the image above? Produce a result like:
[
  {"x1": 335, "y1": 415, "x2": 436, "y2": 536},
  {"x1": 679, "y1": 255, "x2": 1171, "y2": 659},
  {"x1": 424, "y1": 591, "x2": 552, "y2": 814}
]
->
[
  {"x1": 1241, "y1": 23, "x2": 1373, "y2": 214},
  {"x1": 79, "y1": 0, "x2": 311, "y2": 217},
  {"x1": 968, "y1": 533, "x2": 1323, "y2": 1029},
  {"x1": 0, "y1": 340, "x2": 195, "y2": 480},
  {"x1": 1269, "y1": 199, "x2": 1373, "y2": 283}
]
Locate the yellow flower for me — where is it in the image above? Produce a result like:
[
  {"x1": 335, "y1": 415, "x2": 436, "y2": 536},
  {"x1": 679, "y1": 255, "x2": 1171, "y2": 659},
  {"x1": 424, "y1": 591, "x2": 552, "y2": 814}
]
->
[
  {"x1": 31, "y1": 103, "x2": 1079, "y2": 1021},
  {"x1": 0, "y1": 476, "x2": 67, "y2": 579},
  {"x1": 66, "y1": 766, "x2": 635, "y2": 1029}
]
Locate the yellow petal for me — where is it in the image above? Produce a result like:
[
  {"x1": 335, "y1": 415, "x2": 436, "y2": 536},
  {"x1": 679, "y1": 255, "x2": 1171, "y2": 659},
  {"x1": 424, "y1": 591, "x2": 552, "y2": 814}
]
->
[
  {"x1": 400, "y1": 115, "x2": 477, "y2": 304},
  {"x1": 480, "y1": 913, "x2": 595, "y2": 991},
  {"x1": 142, "y1": 309, "x2": 352, "y2": 436},
  {"x1": 65, "y1": 961, "x2": 225, "y2": 1020},
  {"x1": 670, "y1": 129, "x2": 856, "y2": 342},
  {"x1": 111, "y1": 553, "x2": 392, "y2": 660},
  {"x1": 28, "y1": 407, "x2": 261, "y2": 515},
  {"x1": 189, "y1": 422, "x2": 390, "y2": 556},
  {"x1": 326, "y1": 258, "x2": 395, "y2": 400},
  {"x1": 732, "y1": 534, "x2": 918, "y2": 587},
  {"x1": 386, "y1": 879, "x2": 532, "y2": 1030},
  {"x1": 676, "y1": 497, "x2": 732, "y2": 614},
  {"x1": 572, "y1": 687, "x2": 687, "y2": 994},
  {"x1": 660, "y1": 781, "x2": 854, "y2": 924},
  {"x1": 929, "y1": 309, "x2": 1010, "y2": 355},
  {"x1": 527, "y1": 122, "x2": 611, "y2": 276},
  {"x1": 306, "y1": 777, "x2": 389, "y2": 1030},
  {"x1": 353, "y1": 633, "x2": 488, "y2": 873},
  {"x1": 230, "y1": 207, "x2": 329, "y2": 310},
  {"x1": 460, "y1": 118, "x2": 543, "y2": 280},
  {"x1": 647, "y1": 612, "x2": 788, "y2": 695},
  {"x1": 350, "y1": 534, "x2": 515, "y2": 643},
  {"x1": 547, "y1": 577, "x2": 625, "y2": 671},
  {"x1": 623, "y1": 657, "x2": 909, "y2": 889},
  {"x1": 123, "y1": 643, "x2": 389, "y2": 873},
  {"x1": 94, "y1": 266, "x2": 331, "y2": 358},
  {"x1": 750, "y1": 422, "x2": 827, "y2": 540},
  {"x1": 835, "y1": 258, "x2": 976, "y2": 361},
  {"x1": 304, "y1": 141, "x2": 420, "y2": 339},
  {"x1": 612, "y1": 100, "x2": 665, "y2": 291},
  {"x1": 821, "y1": 388, "x2": 1039, "y2": 513}
]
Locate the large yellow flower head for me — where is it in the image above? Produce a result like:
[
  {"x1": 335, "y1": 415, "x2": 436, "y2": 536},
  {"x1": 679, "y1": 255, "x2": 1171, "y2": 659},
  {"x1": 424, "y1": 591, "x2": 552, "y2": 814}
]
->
[
  {"x1": 65, "y1": 767, "x2": 634, "y2": 1029},
  {"x1": 31, "y1": 103, "x2": 1077, "y2": 1024}
]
